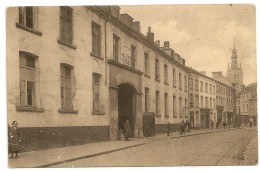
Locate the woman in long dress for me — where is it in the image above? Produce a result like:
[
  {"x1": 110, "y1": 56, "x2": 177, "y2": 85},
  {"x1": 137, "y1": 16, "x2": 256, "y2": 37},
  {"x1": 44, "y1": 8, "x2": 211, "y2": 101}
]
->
[{"x1": 9, "y1": 121, "x2": 21, "y2": 159}]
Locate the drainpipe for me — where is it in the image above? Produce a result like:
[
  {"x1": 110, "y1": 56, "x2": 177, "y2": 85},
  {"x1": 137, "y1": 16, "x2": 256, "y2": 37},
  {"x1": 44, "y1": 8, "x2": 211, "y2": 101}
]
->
[{"x1": 105, "y1": 19, "x2": 108, "y2": 86}]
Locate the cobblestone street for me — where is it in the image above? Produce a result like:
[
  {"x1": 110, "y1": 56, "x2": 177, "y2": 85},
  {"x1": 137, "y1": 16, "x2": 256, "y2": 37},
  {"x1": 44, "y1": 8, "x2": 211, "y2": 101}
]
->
[{"x1": 51, "y1": 128, "x2": 257, "y2": 167}]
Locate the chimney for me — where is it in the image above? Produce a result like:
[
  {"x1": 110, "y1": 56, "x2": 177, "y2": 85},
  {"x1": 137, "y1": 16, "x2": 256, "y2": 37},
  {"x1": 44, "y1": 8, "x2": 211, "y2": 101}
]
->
[
  {"x1": 120, "y1": 13, "x2": 133, "y2": 28},
  {"x1": 133, "y1": 21, "x2": 141, "y2": 32},
  {"x1": 147, "y1": 27, "x2": 154, "y2": 43},
  {"x1": 164, "y1": 41, "x2": 170, "y2": 48},
  {"x1": 154, "y1": 40, "x2": 160, "y2": 47}
]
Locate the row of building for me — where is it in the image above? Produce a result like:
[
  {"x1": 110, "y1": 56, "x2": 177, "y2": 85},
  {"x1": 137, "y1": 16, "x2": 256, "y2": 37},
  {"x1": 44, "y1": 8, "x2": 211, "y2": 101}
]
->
[{"x1": 7, "y1": 6, "x2": 255, "y2": 150}]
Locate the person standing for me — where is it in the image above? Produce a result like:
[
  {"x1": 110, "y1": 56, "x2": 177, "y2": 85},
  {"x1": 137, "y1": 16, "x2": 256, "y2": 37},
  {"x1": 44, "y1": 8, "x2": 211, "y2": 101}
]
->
[
  {"x1": 9, "y1": 121, "x2": 21, "y2": 159},
  {"x1": 124, "y1": 120, "x2": 131, "y2": 141},
  {"x1": 166, "y1": 122, "x2": 170, "y2": 136}
]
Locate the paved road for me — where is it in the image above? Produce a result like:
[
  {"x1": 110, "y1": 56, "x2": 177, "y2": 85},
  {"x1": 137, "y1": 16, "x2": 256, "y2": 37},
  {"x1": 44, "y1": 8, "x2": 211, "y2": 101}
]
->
[{"x1": 52, "y1": 128, "x2": 257, "y2": 167}]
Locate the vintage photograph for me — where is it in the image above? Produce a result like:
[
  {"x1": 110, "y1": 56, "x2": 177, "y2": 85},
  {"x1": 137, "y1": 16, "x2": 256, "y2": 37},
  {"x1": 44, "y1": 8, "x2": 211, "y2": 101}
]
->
[{"x1": 6, "y1": 4, "x2": 257, "y2": 167}]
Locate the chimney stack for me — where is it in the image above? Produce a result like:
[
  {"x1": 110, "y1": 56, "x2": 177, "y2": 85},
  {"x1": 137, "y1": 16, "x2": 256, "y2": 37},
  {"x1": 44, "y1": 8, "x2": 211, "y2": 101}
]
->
[
  {"x1": 154, "y1": 40, "x2": 160, "y2": 47},
  {"x1": 147, "y1": 27, "x2": 154, "y2": 43},
  {"x1": 164, "y1": 41, "x2": 170, "y2": 48},
  {"x1": 133, "y1": 21, "x2": 141, "y2": 32}
]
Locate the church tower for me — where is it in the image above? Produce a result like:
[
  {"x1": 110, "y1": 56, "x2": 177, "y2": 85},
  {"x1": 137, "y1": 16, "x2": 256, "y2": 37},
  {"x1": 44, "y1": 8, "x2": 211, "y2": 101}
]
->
[{"x1": 226, "y1": 43, "x2": 244, "y2": 91}]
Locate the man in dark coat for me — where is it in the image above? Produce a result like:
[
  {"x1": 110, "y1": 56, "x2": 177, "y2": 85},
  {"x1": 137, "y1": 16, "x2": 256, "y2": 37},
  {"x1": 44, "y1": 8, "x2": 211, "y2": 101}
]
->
[
  {"x1": 166, "y1": 122, "x2": 170, "y2": 136},
  {"x1": 9, "y1": 121, "x2": 21, "y2": 159},
  {"x1": 124, "y1": 120, "x2": 131, "y2": 141}
]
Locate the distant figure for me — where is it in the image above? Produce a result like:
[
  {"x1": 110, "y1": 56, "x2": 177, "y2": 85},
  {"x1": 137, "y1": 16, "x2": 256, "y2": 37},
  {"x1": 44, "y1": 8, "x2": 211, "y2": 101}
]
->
[
  {"x1": 9, "y1": 121, "x2": 21, "y2": 159},
  {"x1": 179, "y1": 120, "x2": 185, "y2": 135},
  {"x1": 166, "y1": 122, "x2": 170, "y2": 136},
  {"x1": 124, "y1": 120, "x2": 131, "y2": 141},
  {"x1": 222, "y1": 121, "x2": 226, "y2": 129},
  {"x1": 249, "y1": 121, "x2": 253, "y2": 128},
  {"x1": 185, "y1": 120, "x2": 190, "y2": 133},
  {"x1": 211, "y1": 120, "x2": 214, "y2": 130}
]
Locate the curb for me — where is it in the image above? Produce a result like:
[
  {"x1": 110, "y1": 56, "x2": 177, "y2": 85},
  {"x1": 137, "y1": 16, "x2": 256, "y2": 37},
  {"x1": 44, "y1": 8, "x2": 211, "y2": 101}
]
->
[
  {"x1": 36, "y1": 143, "x2": 146, "y2": 168},
  {"x1": 170, "y1": 128, "x2": 238, "y2": 139}
]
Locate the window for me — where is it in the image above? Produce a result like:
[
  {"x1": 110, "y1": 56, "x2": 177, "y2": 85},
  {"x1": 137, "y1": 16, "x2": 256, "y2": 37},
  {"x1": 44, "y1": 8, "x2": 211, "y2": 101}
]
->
[
  {"x1": 213, "y1": 99, "x2": 216, "y2": 109},
  {"x1": 113, "y1": 34, "x2": 120, "y2": 62},
  {"x1": 213, "y1": 85, "x2": 215, "y2": 95},
  {"x1": 195, "y1": 95, "x2": 199, "y2": 107},
  {"x1": 190, "y1": 94, "x2": 194, "y2": 108},
  {"x1": 92, "y1": 22, "x2": 101, "y2": 57},
  {"x1": 210, "y1": 84, "x2": 212, "y2": 94},
  {"x1": 93, "y1": 73, "x2": 101, "y2": 112},
  {"x1": 145, "y1": 87, "x2": 149, "y2": 112},
  {"x1": 200, "y1": 81, "x2": 204, "y2": 92},
  {"x1": 195, "y1": 79, "x2": 199, "y2": 91},
  {"x1": 19, "y1": 7, "x2": 34, "y2": 29},
  {"x1": 205, "y1": 97, "x2": 208, "y2": 108},
  {"x1": 60, "y1": 6, "x2": 73, "y2": 45},
  {"x1": 165, "y1": 93, "x2": 168, "y2": 117},
  {"x1": 210, "y1": 98, "x2": 212, "y2": 109},
  {"x1": 201, "y1": 96, "x2": 204, "y2": 108},
  {"x1": 155, "y1": 59, "x2": 160, "y2": 81},
  {"x1": 184, "y1": 76, "x2": 187, "y2": 91},
  {"x1": 156, "y1": 91, "x2": 160, "y2": 116},
  {"x1": 205, "y1": 83, "x2": 208, "y2": 93},
  {"x1": 173, "y1": 96, "x2": 176, "y2": 117},
  {"x1": 185, "y1": 99, "x2": 187, "y2": 117},
  {"x1": 164, "y1": 64, "x2": 168, "y2": 84},
  {"x1": 144, "y1": 53, "x2": 149, "y2": 75},
  {"x1": 173, "y1": 69, "x2": 176, "y2": 87},
  {"x1": 130, "y1": 45, "x2": 136, "y2": 68},
  {"x1": 189, "y1": 78, "x2": 193, "y2": 90},
  {"x1": 60, "y1": 64, "x2": 72, "y2": 109},
  {"x1": 179, "y1": 73, "x2": 182, "y2": 90},
  {"x1": 179, "y1": 97, "x2": 182, "y2": 117},
  {"x1": 19, "y1": 52, "x2": 36, "y2": 106}
]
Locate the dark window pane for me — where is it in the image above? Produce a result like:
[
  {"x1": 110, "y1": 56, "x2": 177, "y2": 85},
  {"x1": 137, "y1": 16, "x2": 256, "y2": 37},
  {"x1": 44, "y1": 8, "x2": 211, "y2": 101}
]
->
[
  {"x1": 25, "y1": 7, "x2": 33, "y2": 28},
  {"x1": 26, "y1": 57, "x2": 35, "y2": 68}
]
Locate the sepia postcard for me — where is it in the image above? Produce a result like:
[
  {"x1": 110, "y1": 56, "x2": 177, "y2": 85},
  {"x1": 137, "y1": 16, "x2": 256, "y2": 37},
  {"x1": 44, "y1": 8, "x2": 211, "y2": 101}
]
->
[{"x1": 5, "y1": 4, "x2": 257, "y2": 168}]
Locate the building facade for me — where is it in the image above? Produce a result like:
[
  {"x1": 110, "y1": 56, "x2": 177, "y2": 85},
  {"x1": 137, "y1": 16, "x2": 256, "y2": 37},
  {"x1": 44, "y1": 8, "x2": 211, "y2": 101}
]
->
[{"x1": 7, "y1": 6, "x2": 192, "y2": 150}]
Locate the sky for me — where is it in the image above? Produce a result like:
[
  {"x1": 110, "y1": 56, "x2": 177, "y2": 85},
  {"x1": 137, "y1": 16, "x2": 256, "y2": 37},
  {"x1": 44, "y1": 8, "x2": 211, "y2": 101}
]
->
[{"x1": 120, "y1": 4, "x2": 256, "y2": 86}]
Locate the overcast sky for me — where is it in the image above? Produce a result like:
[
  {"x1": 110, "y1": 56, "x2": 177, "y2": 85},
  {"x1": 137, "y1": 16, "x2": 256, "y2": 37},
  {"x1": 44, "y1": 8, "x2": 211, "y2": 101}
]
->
[{"x1": 120, "y1": 4, "x2": 256, "y2": 86}]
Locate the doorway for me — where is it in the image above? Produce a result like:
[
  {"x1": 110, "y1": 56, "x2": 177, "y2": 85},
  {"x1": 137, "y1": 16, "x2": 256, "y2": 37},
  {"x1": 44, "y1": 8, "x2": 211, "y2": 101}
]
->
[{"x1": 118, "y1": 83, "x2": 136, "y2": 137}]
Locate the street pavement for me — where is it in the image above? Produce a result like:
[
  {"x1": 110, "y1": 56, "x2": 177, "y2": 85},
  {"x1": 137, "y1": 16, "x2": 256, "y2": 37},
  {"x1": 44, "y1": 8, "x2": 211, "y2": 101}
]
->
[{"x1": 8, "y1": 126, "x2": 256, "y2": 168}]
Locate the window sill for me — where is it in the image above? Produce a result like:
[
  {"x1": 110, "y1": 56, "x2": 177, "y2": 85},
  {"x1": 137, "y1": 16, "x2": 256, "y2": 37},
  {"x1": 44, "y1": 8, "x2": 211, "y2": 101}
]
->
[
  {"x1": 16, "y1": 23, "x2": 42, "y2": 36},
  {"x1": 58, "y1": 108, "x2": 78, "y2": 114},
  {"x1": 173, "y1": 115, "x2": 177, "y2": 118},
  {"x1": 173, "y1": 85, "x2": 177, "y2": 88},
  {"x1": 90, "y1": 53, "x2": 104, "y2": 60},
  {"x1": 155, "y1": 114, "x2": 161, "y2": 118},
  {"x1": 16, "y1": 106, "x2": 44, "y2": 113},
  {"x1": 179, "y1": 88, "x2": 183, "y2": 91},
  {"x1": 164, "y1": 82, "x2": 169, "y2": 85},
  {"x1": 165, "y1": 115, "x2": 169, "y2": 118},
  {"x1": 144, "y1": 74, "x2": 151, "y2": 78},
  {"x1": 58, "y1": 40, "x2": 77, "y2": 49},
  {"x1": 92, "y1": 111, "x2": 106, "y2": 115},
  {"x1": 179, "y1": 116, "x2": 183, "y2": 118}
]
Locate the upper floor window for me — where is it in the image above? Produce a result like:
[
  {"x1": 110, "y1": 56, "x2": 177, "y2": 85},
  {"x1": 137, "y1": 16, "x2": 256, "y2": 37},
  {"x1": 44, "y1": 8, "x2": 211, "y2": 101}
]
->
[
  {"x1": 92, "y1": 22, "x2": 101, "y2": 57},
  {"x1": 113, "y1": 34, "x2": 120, "y2": 62},
  {"x1": 19, "y1": 7, "x2": 34, "y2": 29},
  {"x1": 213, "y1": 85, "x2": 215, "y2": 95},
  {"x1": 144, "y1": 53, "x2": 149, "y2": 75},
  {"x1": 200, "y1": 81, "x2": 204, "y2": 92},
  {"x1": 60, "y1": 6, "x2": 73, "y2": 45},
  {"x1": 205, "y1": 83, "x2": 208, "y2": 93},
  {"x1": 130, "y1": 45, "x2": 136, "y2": 68},
  {"x1": 155, "y1": 59, "x2": 160, "y2": 81},
  {"x1": 179, "y1": 73, "x2": 182, "y2": 90},
  {"x1": 184, "y1": 76, "x2": 187, "y2": 91},
  {"x1": 19, "y1": 51, "x2": 36, "y2": 106},
  {"x1": 164, "y1": 64, "x2": 168, "y2": 84},
  {"x1": 173, "y1": 69, "x2": 176, "y2": 87},
  {"x1": 189, "y1": 78, "x2": 193, "y2": 90},
  {"x1": 210, "y1": 84, "x2": 212, "y2": 94},
  {"x1": 195, "y1": 79, "x2": 199, "y2": 91}
]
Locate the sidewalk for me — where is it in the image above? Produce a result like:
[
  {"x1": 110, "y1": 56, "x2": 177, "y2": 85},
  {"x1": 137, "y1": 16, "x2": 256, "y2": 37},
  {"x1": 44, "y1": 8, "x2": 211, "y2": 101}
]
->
[{"x1": 8, "y1": 127, "x2": 238, "y2": 168}]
